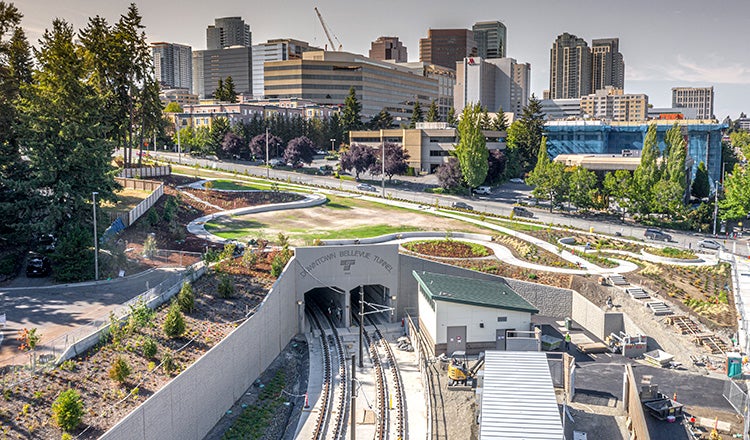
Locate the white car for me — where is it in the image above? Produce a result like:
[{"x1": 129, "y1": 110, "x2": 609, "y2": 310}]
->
[
  {"x1": 698, "y1": 239, "x2": 724, "y2": 250},
  {"x1": 509, "y1": 178, "x2": 525, "y2": 184},
  {"x1": 473, "y1": 186, "x2": 492, "y2": 195},
  {"x1": 356, "y1": 183, "x2": 377, "y2": 192}
]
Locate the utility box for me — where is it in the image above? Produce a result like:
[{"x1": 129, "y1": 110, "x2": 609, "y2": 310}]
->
[{"x1": 726, "y1": 352, "x2": 743, "y2": 378}]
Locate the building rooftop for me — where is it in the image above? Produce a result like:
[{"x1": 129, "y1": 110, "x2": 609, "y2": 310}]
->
[
  {"x1": 412, "y1": 271, "x2": 538, "y2": 313},
  {"x1": 479, "y1": 351, "x2": 564, "y2": 439}
]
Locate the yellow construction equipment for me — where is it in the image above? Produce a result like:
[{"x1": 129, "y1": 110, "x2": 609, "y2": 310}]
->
[{"x1": 447, "y1": 351, "x2": 484, "y2": 386}]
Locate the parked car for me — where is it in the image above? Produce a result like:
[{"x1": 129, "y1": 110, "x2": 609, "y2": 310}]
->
[
  {"x1": 451, "y1": 201, "x2": 474, "y2": 210},
  {"x1": 644, "y1": 228, "x2": 672, "y2": 242},
  {"x1": 509, "y1": 178, "x2": 525, "y2": 184},
  {"x1": 268, "y1": 158, "x2": 283, "y2": 167},
  {"x1": 473, "y1": 186, "x2": 492, "y2": 195},
  {"x1": 26, "y1": 254, "x2": 51, "y2": 277},
  {"x1": 356, "y1": 183, "x2": 377, "y2": 192},
  {"x1": 512, "y1": 206, "x2": 534, "y2": 218},
  {"x1": 38, "y1": 234, "x2": 56, "y2": 253},
  {"x1": 698, "y1": 239, "x2": 724, "y2": 250},
  {"x1": 318, "y1": 165, "x2": 333, "y2": 175}
]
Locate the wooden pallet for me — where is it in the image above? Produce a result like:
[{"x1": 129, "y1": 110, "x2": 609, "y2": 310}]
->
[
  {"x1": 608, "y1": 274, "x2": 629, "y2": 286},
  {"x1": 626, "y1": 287, "x2": 650, "y2": 299},
  {"x1": 665, "y1": 315, "x2": 700, "y2": 335},
  {"x1": 693, "y1": 335, "x2": 729, "y2": 355}
]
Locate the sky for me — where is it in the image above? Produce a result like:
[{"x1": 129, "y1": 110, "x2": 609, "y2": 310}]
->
[{"x1": 13, "y1": 0, "x2": 750, "y2": 119}]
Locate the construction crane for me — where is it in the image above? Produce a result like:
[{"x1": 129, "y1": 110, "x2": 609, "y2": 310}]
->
[{"x1": 314, "y1": 7, "x2": 342, "y2": 51}]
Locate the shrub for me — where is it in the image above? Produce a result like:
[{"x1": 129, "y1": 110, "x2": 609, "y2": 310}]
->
[
  {"x1": 51, "y1": 389, "x2": 83, "y2": 432},
  {"x1": 217, "y1": 275, "x2": 235, "y2": 299},
  {"x1": 161, "y1": 350, "x2": 177, "y2": 374},
  {"x1": 147, "y1": 208, "x2": 159, "y2": 227},
  {"x1": 128, "y1": 300, "x2": 155, "y2": 330},
  {"x1": 242, "y1": 249, "x2": 258, "y2": 269},
  {"x1": 142, "y1": 234, "x2": 157, "y2": 259},
  {"x1": 271, "y1": 249, "x2": 293, "y2": 277},
  {"x1": 62, "y1": 433, "x2": 73, "y2": 440},
  {"x1": 59, "y1": 360, "x2": 76, "y2": 372},
  {"x1": 141, "y1": 337, "x2": 157, "y2": 359},
  {"x1": 108, "y1": 356, "x2": 131, "y2": 384},
  {"x1": 176, "y1": 282, "x2": 195, "y2": 313},
  {"x1": 218, "y1": 243, "x2": 236, "y2": 261},
  {"x1": 163, "y1": 301, "x2": 186, "y2": 338}
]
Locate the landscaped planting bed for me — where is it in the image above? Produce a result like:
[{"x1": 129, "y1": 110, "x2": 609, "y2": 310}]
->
[
  {"x1": 644, "y1": 246, "x2": 698, "y2": 260},
  {"x1": 0, "y1": 268, "x2": 274, "y2": 439},
  {"x1": 401, "y1": 239, "x2": 492, "y2": 259},
  {"x1": 492, "y1": 234, "x2": 577, "y2": 268}
]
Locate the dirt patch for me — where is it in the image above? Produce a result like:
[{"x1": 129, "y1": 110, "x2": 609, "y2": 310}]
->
[
  {"x1": 180, "y1": 188, "x2": 304, "y2": 212},
  {"x1": 0, "y1": 271, "x2": 273, "y2": 439}
]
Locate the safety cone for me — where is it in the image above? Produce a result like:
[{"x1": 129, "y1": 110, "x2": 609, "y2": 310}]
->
[{"x1": 304, "y1": 392, "x2": 310, "y2": 409}]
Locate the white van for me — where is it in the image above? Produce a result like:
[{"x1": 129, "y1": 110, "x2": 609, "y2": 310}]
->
[{"x1": 473, "y1": 186, "x2": 492, "y2": 195}]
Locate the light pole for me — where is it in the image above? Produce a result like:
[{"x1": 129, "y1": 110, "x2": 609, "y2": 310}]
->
[
  {"x1": 92, "y1": 191, "x2": 99, "y2": 281},
  {"x1": 380, "y1": 130, "x2": 385, "y2": 198},
  {"x1": 175, "y1": 116, "x2": 182, "y2": 164},
  {"x1": 330, "y1": 138, "x2": 336, "y2": 153},
  {"x1": 713, "y1": 180, "x2": 720, "y2": 236},
  {"x1": 265, "y1": 127, "x2": 270, "y2": 180},
  {"x1": 297, "y1": 300, "x2": 304, "y2": 334}
]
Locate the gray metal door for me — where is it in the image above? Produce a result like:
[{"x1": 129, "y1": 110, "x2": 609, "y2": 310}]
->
[
  {"x1": 446, "y1": 326, "x2": 466, "y2": 355},
  {"x1": 495, "y1": 329, "x2": 507, "y2": 350}
]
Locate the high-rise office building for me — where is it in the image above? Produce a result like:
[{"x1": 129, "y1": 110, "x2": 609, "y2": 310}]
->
[
  {"x1": 385, "y1": 60, "x2": 455, "y2": 121},
  {"x1": 419, "y1": 29, "x2": 477, "y2": 70},
  {"x1": 192, "y1": 47, "x2": 252, "y2": 99},
  {"x1": 206, "y1": 17, "x2": 251, "y2": 50},
  {"x1": 369, "y1": 36, "x2": 408, "y2": 62},
  {"x1": 251, "y1": 39, "x2": 320, "y2": 99},
  {"x1": 672, "y1": 86, "x2": 715, "y2": 120},
  {"x1": 151, "y1": 42, "x2": 192, "y2": 92},
  {"x1": 454, "y1": 57, "x2": 530, "y2": 116},
  {"x1": 549, "y1": 33, "x2": 591, "y2": 99},
  {"x1": 472, "y1": 21, "x2": 507, "y2": 59},
  {"x1": 591, "y1": 38, "x2": 624, "y2": 92}
]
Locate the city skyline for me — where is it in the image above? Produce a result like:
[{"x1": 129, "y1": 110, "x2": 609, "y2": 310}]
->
[{"x1": 14, "y1": 0, "x2": 750, "y2": 118}]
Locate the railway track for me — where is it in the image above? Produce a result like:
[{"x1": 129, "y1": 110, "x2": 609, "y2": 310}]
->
[{"x1": 307, "y1": 304, "x2": 349, "y2": 440}]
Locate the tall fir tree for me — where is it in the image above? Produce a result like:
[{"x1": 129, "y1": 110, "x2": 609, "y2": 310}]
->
[
  {"x1": 341, "y1": 86, "x2": 362, "y2": 137},
  {"x1": 426, "y1": 100, "x2": 439, "y2": 122},
  {"x1": 215, "y1": 78, "x2": 225, "y2": 101},
  {"x1": 691, "y1": 161, "x2": 710, "y2": 200},
  {"x1": 447, "y1": 107, "x2": 457, "y2": 126},
  {"x1": 409, "y1": 100, "x2": 423, "y2": 128},
  {"x1": 492, "y1": 106, "x2": 508, "y2": 131},
  {"x1": 224, "y1": 76, "x2": 237, "y2": 103}
]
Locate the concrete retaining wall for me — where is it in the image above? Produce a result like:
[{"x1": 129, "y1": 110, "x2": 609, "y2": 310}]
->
[
  {"x1": 100, "y1": 259, "x2": 298, "y2": 440},
  {"x1": 571, "y1": 291, "x2": 627, "y2": 340}
]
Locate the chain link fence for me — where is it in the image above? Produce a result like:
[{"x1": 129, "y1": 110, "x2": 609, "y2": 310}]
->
[{"x1": 0, "y1": 260, "x2": 204, "y2": 390}]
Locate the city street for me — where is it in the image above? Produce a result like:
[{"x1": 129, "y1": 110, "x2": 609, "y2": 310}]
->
[{"x1": 150, "y1": 151, "x2": 750, "y2": 258}]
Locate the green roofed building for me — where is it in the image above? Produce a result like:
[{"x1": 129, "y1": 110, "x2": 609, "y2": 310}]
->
[{"x1": 412, "y1": 271, "x2": 538, "y2": 355}]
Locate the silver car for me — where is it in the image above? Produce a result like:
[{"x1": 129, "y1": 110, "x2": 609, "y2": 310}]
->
[
  {"x1": 356, "y1": 183, "x2": 377, "y2": 192},
  {"x1": 698, "y1": 239, "x2": 724, "y2": 250}
]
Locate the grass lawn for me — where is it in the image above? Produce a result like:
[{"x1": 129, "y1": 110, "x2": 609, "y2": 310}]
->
[
  {"x1": 209, "y1": 179, "x2": 267, "y2": 191},
  {"x1": 101, "y1": 188, "x2": 152, "y2": 211}
]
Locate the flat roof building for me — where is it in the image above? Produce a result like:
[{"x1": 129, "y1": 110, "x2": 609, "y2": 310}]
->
[
  {"x1": 192, "y1": 46, "x2": 253, "y2": 99},
  {"x1": 549, "y1": 33, "x2": 591, "y2": 99},
  {"x1": 350, "y1": 122, "x2": 506, "y2": 173},
  {"x1": 264, "y1": 51, "x2": 439, "y2": 122},
  {"x1": 454, "y1": 56, "x2": 530, "y2": 116},
  {"x1": 672, "y1": 86, "x2": 715, "y2": 120},
  {"x1": 420, "y1": 28, "x2": 477, "y2": 70},
  {"x1": 386, "y1": 60, "x2": 456, "y2": 121},
  {"x1": 580, "y1": 87, "x2": 647, "y2": 122},
  {"x1": 252, "y1": 39, "x2": 320, "y2": 99},
  {"x1": 152, "y1": 42, "x2": 192, "y2": 92},
  {"x1": 591, "y1": 38, "x2": 624, "y2": 92},
  {"x1": 206, "y1": 17, "x2": 251, "y2": 50},
  {"x1": 544, "y1": 119, "x2": 726, "y2": 182},
  {"x1": 540, "y1": 98, "x2": 582, "y2": 120},
  {"x1": 369, "y1": 36, "x2": 408, "y2": 63},
  {"x1": 472, "y1": 21, "x2": 507, "y2": 59},
  {"x1": 159, "y1": 88, "x2": 199, "y2": 107}
]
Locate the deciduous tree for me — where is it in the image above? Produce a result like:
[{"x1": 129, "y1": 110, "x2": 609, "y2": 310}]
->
[
  {"x1": 284, "y1": 136, "x2": 316, "y2": 165},
  {"x1": 370, "y1": 142, "x2": 409, "y2": 181},
  {"x1": 436, "y1": 157, "x2": 463, "y2": 190},
  {"x1": 248, "y1": 133, "x2": 283, "y2": 159},
  {"x1": 339, "y1": 143, "x2": 376, "y2": 179},
  {"x1": 454, "y1": 103, "x2": 488, "y2": 189}
]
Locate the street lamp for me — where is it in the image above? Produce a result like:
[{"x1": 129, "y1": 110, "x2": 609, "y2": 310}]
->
[
  {"x1": 265, "y1": 128, "x2": 270, "y2": 180},
  {"x1": 713, "y1": 180, "x2": 720, "y2": 236},
  {"x1": 175, "y1": 115, "x2": 182, "y2": 164},
  {"x1": 92, "y1": 191, "x2": 99, "y2": 281},
  {"x1": 330, "y1": 138, "x2": 336, "y2": 153},
  {"x1": 297, "y1": 300, "x2": 304, "y2": 334},
  {"x1": 380, "y1": 130, "x2": 385, "y2": 198}
]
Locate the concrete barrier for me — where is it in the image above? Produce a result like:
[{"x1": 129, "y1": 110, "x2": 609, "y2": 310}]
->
[{"x1": 100, "y1": 258, "x2": 298, "y2": 440}]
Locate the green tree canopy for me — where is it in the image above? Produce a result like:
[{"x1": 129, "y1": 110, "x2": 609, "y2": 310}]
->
[
  {"x1": 492, "y1": 106, "x2": 508, "y2": 131},
  {"x1": 426, "y1": 100, "x2": 439, "y2": 122},
  {"x1": 720, "y1": 163, "x2": 750, "y2": 221},
  {"x1": 409, "y1": 100, "x2": 423, "y2": 128},
  {"x1": 692, "y1": 161, "x2": 710, "y2": 200},
  {"x1": 341, "y1": 86, "x2": 362, "y2": 136},
  {"x1": 447, "y1": 107, "x2": 457, "y2": 126},
  {"x1": 454, "y1": 103, "x2": 488, "y2": 188},
  {"x1": 730, "y1": 130, "x2": 750, "y2": 160},
  {"x1": 164, "y1": 102, "x2": 182, "y2": 113},
  {"x1": 631, "y1": 123, "x2": 660, "y2": 213}
]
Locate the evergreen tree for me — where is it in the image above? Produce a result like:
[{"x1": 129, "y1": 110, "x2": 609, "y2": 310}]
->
[
  {"x1": 224, "y1": 76, "x2": 237, "y2": 103},
  {"x1": 426, "y1": 100, "x2": 439, "y2": 122},
  {"x1": 692, "y1": 161, "x2": 710, "y2": 200},
  {"x1": 454, "y1": 103, "x2": 488, "y2": 189},
  {"x1": 527, "y1": 136, "x2": 567, "y2": 211},
  {"x1": 480, "y1": 106, "x2": 492, "y2": 129},
  {"x1": 368, "y1": 108, "x2": 393, "y2": 129},
  {"x1": 18, "y1": 19, "x2": 116, "y2": 239},
  {"x1": 214, "y1": 78, "x2": 225, "y2": 101},
  {"x1": 409, "y1": 100, "x2": 423, "y2": 128},
  {"x1": 447, "y1": 107, "x2": 457, "y2": 126},
  {"x1": 341, "y1": 86, "x2": 362, "y2": 135},
  {"x1": 514, "y1": 94, "x2": 545, "y2": 171},
  {"x1": 492, "y1": 106, "x2": 508, "y2": 131}
]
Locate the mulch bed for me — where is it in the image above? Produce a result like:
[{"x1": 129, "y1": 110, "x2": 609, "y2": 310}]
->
[
  {"x1": 1, "y1": 269, "x2": 273, "y2": 440},
  {"x1": 401, "y1": 239, "x2": 491, "y2": 258}
]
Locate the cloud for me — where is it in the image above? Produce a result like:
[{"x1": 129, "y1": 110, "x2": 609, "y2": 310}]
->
[{"x1": 629, "y1": 55, "x2": 750, "y2": 85}]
